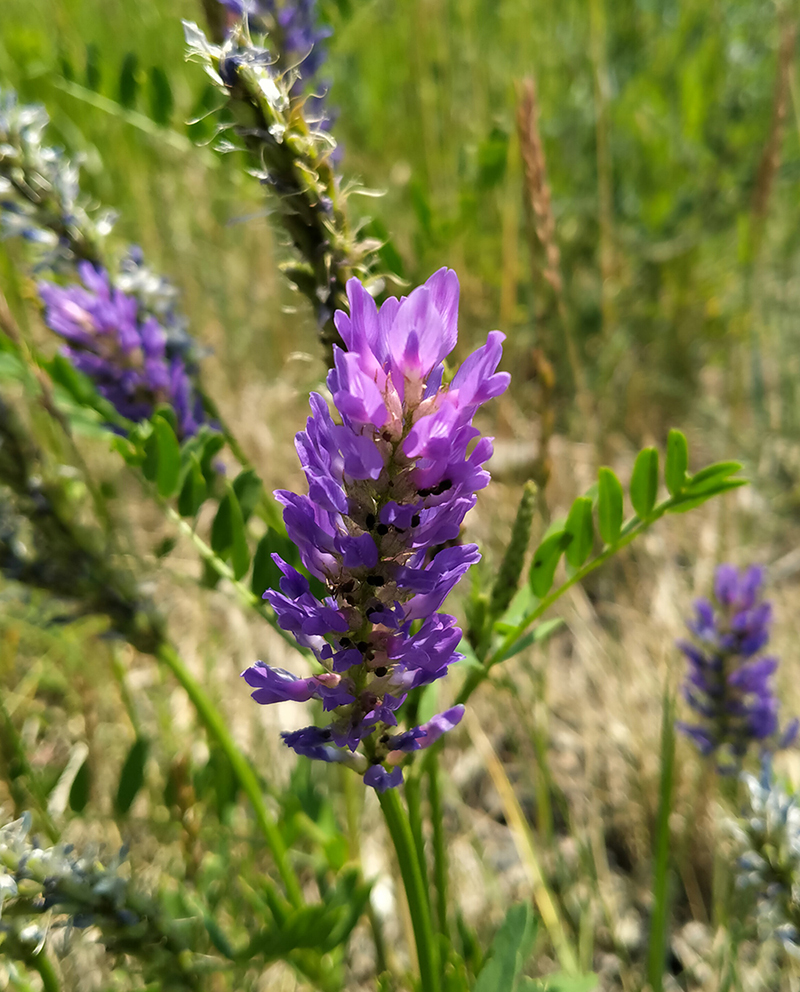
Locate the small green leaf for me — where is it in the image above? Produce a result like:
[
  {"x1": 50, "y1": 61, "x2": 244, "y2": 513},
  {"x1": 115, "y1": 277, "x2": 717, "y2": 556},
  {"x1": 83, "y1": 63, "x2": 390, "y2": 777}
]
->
[
  {"x1": 178, "y1": 453, "x2": 207, "y2": 517},
  {"x1": 148, "y1": 65, "x2": 174, "y2": 125},
  {"x1": 564, "y1": 496, "x2": 594, "y2": 568},
  {"x1": 200, "y1": 433, "x2": 225, "y2": 485},
  {"x1": 494, "y1": 618, "x2": 564, "y2": 665},
  {"x1": 597, "y1": 467, "x2": 624, "y2": 544},
  {"x1": 228, "y1": 489, "x2": 251, "y2": 580},
  {"x1": 211, "y1": 493, "x2": 233, "y2": 557},
  {"x1": 68, "y1": 757, "x2": 91, "y2": 813},
  {"x1": 153, "y1": 417, "x2": 181, "y2": 497},
  {"x1": 685, "y1": 461, "x2": 742, "y2": 492},
  {"x1": 115, "y1": 737, "x2": 148, "y2": 816},
  {"x1": 665, "y1": 429, "x2": 689, "y2": 497},
  {"x1": 667, "y1": 478, "x2": 747, "y2": 513},
  {"x1": 118, "y1": 52, "x2": 139, "y2": 108},
  {"x1": 85, "y1": 42, "x2": 101, "y2": 91},
  {"x1": 630, "y1": 447, "x2": 659, "y2": 519},
  {"x1": 233, "y1": 468, "x2": 263, "y2": 523},
  {"x1": 474, "y1": 902, "x2": 537, "y2": 992},
  {"x1": 252, "y1": 528, "x2": 299, "y2": 598},
  {"x1": 529, "y1": 530, "x2": 571, "y2": 598}
]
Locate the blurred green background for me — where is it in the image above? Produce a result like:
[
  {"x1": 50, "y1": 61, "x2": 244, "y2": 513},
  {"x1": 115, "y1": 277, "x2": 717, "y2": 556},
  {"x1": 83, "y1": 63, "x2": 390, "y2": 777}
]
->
[{"x1": 2, "y1": 0, "x2": 798, "y2": 448}]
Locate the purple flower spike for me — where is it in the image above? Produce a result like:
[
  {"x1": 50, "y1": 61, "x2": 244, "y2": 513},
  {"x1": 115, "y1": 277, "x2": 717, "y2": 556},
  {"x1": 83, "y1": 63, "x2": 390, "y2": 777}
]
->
[
  {"x1": 243, "y1": 270, "x2": 508, "y2": 789},
  {"x1": 38, "y1": 263, "x2": 203, "y2": 437},
  {"x1": 677, "y1": 563, "x2": 795, "y2": 768}
]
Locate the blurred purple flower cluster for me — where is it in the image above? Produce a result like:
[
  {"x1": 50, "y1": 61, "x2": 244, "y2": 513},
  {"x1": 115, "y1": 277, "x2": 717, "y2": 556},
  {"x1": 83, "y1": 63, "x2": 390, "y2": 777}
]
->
[
  {"x1": 218, "y1": 0, "x2": 331, "y2": 80},
  {"x1": 677, "y1": 564, "x2": 797, "y2": 766},
  {"x1": 243, "y1": 269, "x2": 509, "y2": 790},
  {"x1": 39, "y1": 263, "x2": 202, "y2": 438}
]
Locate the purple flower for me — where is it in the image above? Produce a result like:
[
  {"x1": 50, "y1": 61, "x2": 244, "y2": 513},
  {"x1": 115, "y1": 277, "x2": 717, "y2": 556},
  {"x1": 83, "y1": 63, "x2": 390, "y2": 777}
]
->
[
  {"x1": 218, "y1": 0, "x2": 331, "y2": 85},
  {"x1": 243, "y1": 270, "x2": 508, "y2": 789},
  {"x1": 677, "y1": 564, "x2": 794, "y2": 768},
  {"x1": 38, "y1": 263, "x2": 203, "y2": 438}
]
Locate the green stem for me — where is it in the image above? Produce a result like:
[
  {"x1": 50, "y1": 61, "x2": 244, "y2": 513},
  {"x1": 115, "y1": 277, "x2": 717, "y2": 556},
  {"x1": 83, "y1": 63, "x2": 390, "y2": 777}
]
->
[
  {"x1": 427, "y1": 756, "x2": 449, "y2": 943},
  {"x1": 29, "y1": 951, "x2": 60, "y2": 992},
  {"x1": 405, "y1": 774, "x2": 429, "y2": 909},
  {"x1": 155, "y1": 641, "x2": 303, "y2": 907},
  {"x1": 647, "y1": 690, "x2": 676, "y2": 992},
  {"x1": 379, "y1": 788, "x2": 441, "y2": 992}
]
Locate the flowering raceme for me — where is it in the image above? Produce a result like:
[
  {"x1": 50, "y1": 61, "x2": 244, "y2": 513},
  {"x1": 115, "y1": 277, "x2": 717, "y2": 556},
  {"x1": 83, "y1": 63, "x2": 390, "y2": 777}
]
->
[
  {"x1": 39, "y1": 262, "x2": 202, "y2": 438},
  {"x1": 677, "y1": 564, "x2": 797, "y2": 766},
  {"x1": 243, "y1": 270, "x2": 509, "y2": 790}
]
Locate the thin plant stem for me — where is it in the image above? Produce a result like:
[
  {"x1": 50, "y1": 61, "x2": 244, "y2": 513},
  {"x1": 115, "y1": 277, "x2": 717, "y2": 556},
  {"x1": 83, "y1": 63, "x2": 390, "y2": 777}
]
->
[
  {"x1": 154, "y1": 641, "x2": 303, "y2": 908},
  {"x1": 378, "y1": 788, "x2": 441, "y2": 992},
  {"x1": 647, "y1": 690, "x2": 676, "y2": 992},
  {"x1": 28, "y1": 951, "x2": 60, "y2": 992},
  {"x1": 427, "y1": 755, "x2": 449, "y2": 943},
  {"x1": 339, "y1": 768, "x2": 390, "y2": 975},
  {"x1": 404, "y1": 773, "x2": 430, "y2": 911}
]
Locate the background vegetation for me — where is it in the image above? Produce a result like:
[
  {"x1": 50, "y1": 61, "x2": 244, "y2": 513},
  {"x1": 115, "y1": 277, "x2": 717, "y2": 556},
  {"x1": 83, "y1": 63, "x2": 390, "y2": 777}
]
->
[{"x1": 2, "y1": 0, "x2": 800, "y2": 989}]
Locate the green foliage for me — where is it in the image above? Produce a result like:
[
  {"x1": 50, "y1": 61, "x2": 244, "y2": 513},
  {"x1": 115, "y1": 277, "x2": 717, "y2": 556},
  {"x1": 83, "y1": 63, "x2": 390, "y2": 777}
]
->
[
  {"x1": 564, "y1": 497, "x2": 594, "y2": 568},
  {"x1": 597, "y1": 467, "x2": 623, "y2": 545},
  {"x1": 529, "y1": 530, "x2": 572, "y2": 598},
  {"x1": 68, "y1": 756, "x2": 91, "y2": 813},
  {"x1": 474, "y1": 902, "x2": 538, "y2": 992},
  {"x1": 115, "y1": 736, "x2": 149, "y2": 816},
  {"x1": 526, "y1": 435, "x2": 745, "y2": 603},
  {"x1": 630, "y1": 448, "x2": 659, "y2": 520}
]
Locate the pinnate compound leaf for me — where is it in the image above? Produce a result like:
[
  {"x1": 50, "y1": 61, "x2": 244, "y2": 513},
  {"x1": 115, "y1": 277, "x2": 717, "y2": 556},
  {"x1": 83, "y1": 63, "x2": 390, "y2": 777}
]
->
[
  {"x1": 597, "y1": 467, "x2": 623, "y2": 544},
  {"x1": 564, "y1": 497, "x2": 594, "y2": 568},
  {"x1": 630, "y1": 447, "x2": 659, "y2": 519},
  {"x1": 529, "y1": 530, "x2": 571, "y2": 598},
  {"x1": 115, "y1": 737, "x2": 149, "y2": 816},
  {"x1": 474, "y1": 902, "x2": 537, "y2": 992},
  {"x1": 665, "y1": 429, "x2": 689, "y2": 497}
]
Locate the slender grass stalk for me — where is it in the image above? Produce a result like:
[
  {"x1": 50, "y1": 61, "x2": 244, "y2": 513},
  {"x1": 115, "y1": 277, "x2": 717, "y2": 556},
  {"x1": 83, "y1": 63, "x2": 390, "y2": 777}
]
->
[
  {"x1": 155, "y1": 641, "x2": 303, "y2": 908},
  {"x1": 588, "y1": 0, "x2": 615, "y2": 341},
  {"x1": 378, "y1": 788, "x2": 441, "y2": 992},
  {"x1": 465, "y1": 709, "x2": 579, "y2": 975},
  {"x1": 516, "y1": 77, "x2": 593, "y2": 438},
  {"x1": 647, "y1": 690, "x2": 676, "y2": 992}
]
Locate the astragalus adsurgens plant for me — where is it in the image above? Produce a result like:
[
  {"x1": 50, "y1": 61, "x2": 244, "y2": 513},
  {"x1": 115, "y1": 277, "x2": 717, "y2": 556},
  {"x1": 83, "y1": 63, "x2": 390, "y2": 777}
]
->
[
  {"x1": 243, "y1": 270, "x2": 509, "y2": 790},
  {"x1": 677, "y1": 563, "x2": 797, "y2": 767}
]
